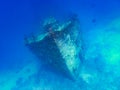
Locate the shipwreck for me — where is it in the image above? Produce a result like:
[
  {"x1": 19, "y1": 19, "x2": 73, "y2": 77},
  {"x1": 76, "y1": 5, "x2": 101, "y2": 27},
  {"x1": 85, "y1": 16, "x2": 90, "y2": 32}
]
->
[{"x1": 25, "y1": 16, "x2": 83, "y2": 80}]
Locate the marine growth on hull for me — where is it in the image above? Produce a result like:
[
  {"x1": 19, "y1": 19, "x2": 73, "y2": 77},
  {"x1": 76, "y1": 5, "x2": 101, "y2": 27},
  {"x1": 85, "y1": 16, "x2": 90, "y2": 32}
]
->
[{"x1": 25, "y1": 16, "x2": 84, "y2": 80}]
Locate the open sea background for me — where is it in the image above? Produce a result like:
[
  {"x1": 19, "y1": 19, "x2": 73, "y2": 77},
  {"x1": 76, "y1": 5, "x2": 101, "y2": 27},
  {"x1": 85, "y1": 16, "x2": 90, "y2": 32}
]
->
[{"x1": 0, "y1": 0, "x2": 120, "y2": 90}]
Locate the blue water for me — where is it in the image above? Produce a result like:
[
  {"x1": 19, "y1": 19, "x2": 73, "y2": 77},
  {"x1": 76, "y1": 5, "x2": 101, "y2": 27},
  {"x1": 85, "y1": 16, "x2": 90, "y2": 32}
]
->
[{"x1": 0, "y1": 0, "x2": 120, "y2": 90}]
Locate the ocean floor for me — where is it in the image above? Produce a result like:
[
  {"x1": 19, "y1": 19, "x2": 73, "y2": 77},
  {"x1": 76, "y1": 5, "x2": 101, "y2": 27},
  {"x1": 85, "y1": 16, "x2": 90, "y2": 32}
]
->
[{"x1": 0, "y1": 18, "x2": 120, "y2": 90}]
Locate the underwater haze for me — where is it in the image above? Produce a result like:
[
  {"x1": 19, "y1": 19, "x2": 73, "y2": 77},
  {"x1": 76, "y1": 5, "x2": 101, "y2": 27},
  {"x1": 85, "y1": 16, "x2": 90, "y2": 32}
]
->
[{"x1": 0, "y1": 0, "x2": 120, "y2": 90}]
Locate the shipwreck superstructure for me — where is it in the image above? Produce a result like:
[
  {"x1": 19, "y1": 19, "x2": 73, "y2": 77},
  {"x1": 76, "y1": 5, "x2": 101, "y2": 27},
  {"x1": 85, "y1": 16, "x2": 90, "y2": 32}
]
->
[{"x1": 25, "y1": 16, "x2": 83, "y2": 80}]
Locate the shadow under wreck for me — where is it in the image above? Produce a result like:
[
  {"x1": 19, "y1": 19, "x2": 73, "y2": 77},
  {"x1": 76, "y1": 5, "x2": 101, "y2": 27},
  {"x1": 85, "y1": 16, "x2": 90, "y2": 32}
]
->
[{"x1": 25, "y1": 16, "x2": 84, "y2": 80}]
